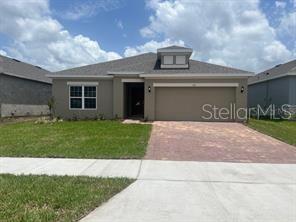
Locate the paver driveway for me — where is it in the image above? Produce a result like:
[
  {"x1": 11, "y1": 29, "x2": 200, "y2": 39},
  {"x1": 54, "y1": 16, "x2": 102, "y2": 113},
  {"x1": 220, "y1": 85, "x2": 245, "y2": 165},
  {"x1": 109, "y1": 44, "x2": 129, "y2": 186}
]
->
[{"x1": 145, "y1": 121, "x2": 296, "y2": 163}]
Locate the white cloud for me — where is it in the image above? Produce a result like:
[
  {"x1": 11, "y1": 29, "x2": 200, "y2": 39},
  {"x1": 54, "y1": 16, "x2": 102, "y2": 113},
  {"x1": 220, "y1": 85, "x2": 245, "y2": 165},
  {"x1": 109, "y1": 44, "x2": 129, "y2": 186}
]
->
[
  {"x1": 124, "y1": 39, "x2": 185, "y2": 57},
  {"x1": 262, "y1": 41, "x2": 292, "y2": 62},
  {"x1": 277, "y1": 12, "x2": 296, "y2": 49},
  {"x1": 275, "y1": 1, "x2": 287, "y2": 8},
  {"x1": 207, "y1": 58, "x2": 227, "y2": 66},
  {"x1": 0, "y1": 50, "x2": 7, "y2": 56},
  {"x1": 116, "y1": 20, "x2": 124, "y2": 29},
  {"x1": 139, "y1": 0, "x2": 294, "y2": 72},
  {"x1": 0, "y1": 0, "x2": 121, "y2": 71},
  {"x1": 62, "y1": 0, "x2": 120, "y2": 20}
]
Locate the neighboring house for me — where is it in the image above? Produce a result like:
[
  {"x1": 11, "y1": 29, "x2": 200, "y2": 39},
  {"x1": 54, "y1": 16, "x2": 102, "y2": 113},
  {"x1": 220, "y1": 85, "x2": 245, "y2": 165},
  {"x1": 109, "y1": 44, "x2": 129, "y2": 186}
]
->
[
  {"x1": 48, "y1": 46, "x2": 253, "y2": 122},
  {"x1": 248, "y1": 59, "x2": 296, "y2": 111},
  {"x1": 0, "y1": 55, "x2": 52, "y2": 117}
]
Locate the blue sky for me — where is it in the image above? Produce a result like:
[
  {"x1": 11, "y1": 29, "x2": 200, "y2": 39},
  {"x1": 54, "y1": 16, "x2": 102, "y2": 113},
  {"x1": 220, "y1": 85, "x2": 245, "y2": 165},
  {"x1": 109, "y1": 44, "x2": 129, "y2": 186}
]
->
[
  {"x1": 0, "y1": 0, "x2": 295, "y2": 72},
  {"x1": 50, "y1": 0, "x2": 151, "y2": 53}
]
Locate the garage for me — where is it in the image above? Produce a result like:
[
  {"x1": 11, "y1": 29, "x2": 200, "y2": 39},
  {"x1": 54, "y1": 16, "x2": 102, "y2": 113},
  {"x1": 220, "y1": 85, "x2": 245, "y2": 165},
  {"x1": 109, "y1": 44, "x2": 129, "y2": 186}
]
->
[{"x1": 155, "y1": 84, "x2": 236, "y2": 121}]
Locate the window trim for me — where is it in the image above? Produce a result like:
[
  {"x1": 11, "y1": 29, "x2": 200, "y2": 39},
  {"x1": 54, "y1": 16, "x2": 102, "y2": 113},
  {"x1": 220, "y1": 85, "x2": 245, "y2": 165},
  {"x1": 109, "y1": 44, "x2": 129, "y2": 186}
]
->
[
  {"x1": 69, "y1": 85, "x2": 97, "y2": 110},
  {"x1": 83, "y1": 86, "x2": 97, "y2": 110},
  {"x1": 67, "y1": 82, "x2": 99, "y2": 86},
  {"x1": 69, "y1": 86, "x2": 83, "y2": 110}
]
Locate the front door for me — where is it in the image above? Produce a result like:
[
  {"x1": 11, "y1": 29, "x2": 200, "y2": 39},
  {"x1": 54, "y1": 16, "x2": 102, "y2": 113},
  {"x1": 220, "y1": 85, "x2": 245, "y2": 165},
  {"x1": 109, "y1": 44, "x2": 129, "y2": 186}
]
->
[{"x1": 125, "y1": 83, "x2": 144, "y2": 118}]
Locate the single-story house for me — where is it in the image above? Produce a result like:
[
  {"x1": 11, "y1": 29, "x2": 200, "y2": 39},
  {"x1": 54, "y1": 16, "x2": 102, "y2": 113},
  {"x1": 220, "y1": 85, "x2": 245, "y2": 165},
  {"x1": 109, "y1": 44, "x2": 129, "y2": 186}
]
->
[
  {"x1": 0, "y1": 55, "x2": 52, "y2": 117},
  {"x1": 248, "y1": 59, "x2": 296, "y2": 110},
  {"x1": 48, "y1": 46, "x2": 253, "y2": 121}
]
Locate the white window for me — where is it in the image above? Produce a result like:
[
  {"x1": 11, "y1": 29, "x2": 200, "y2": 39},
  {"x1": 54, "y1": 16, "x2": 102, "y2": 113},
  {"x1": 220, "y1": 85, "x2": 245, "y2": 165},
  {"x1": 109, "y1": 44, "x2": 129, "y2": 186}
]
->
[
  {"x1": 70, "y1": 86, "x2": 82, "y2": 109},
  {"x1": 84, "y1": 86, "x2": 97, "y2": 109},
  {"x1": 70, "y1": 85, "x2": 97, "y2": 110},
  {"x1": 163, "y1": 55, "x2": 174, "y2": 65},
  {"x1": 176, "y1": 55, "x2": 186, "y2": 65}
]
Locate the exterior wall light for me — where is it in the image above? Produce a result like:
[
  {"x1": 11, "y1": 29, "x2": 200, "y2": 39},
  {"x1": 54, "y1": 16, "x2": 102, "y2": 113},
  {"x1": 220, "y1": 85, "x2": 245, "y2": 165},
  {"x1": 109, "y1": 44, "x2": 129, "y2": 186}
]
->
[
  {"x1": 241, "y1": 86, "x2": 244, "y2": 93},
  {"x1": 148, "y1": 86, "x2": 151, "y2": 93}
]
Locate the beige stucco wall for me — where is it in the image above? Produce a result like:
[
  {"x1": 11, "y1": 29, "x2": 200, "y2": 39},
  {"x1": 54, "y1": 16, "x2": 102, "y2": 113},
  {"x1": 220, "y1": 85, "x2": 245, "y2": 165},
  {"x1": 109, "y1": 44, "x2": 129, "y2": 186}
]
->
[
  {"x1": 52, "y1": 76, "x2": 248, "y2": 121},
  {"x1": 113, "y1": 77, "x2": 124, "y2": 118},
  {"x1": 52, "y1": 78, "x2": 113, "y2": 120},
  {"x1": 144, "y1": 78, "x2": 248, "y2": 121}
]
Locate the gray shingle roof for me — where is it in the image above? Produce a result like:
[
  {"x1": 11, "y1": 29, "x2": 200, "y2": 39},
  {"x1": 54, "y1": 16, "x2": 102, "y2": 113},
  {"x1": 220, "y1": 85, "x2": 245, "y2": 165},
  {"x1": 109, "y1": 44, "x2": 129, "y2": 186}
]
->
[
  {"x1": 249, "y1": 59, "x2": 296, "y2": 84},
  {"x1": 0, "y1": 55, "x2": 51, "y2": 84},
  {"x1": 51, "y1": 52, "x2": 251, "y2": 77}
]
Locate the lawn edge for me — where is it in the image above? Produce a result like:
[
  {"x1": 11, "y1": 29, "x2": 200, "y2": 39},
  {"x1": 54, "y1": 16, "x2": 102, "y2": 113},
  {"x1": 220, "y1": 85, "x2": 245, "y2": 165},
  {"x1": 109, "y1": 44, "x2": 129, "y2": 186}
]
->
[
  {"x1": 77, "y1": 179, "x2": 136, "y2": 221},
  {"x1": 245, "y1": 121, "x2": 296, "y2": 147}
]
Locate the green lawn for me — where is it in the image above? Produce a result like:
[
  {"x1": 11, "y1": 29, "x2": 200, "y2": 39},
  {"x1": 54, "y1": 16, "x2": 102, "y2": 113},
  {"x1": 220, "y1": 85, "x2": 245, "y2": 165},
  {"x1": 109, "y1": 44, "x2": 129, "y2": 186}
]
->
[
  {"x1": 0, "y1": 120, "x2": 151, "y2": 158},
  {"x1": 0, "y1": 174, "x2": 133, "y2": 222},
  {"x1": 248, "y1": 118, "x2": 296, "y2": 146}
]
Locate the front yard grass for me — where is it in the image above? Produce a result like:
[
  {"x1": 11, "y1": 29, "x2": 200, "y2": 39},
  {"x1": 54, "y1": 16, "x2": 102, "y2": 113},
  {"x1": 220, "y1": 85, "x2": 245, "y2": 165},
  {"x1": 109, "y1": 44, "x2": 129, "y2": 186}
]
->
[
  {"x1": 0, "y1": 120, "x2": 151, "y2": 158},
  {"x1": 247, "y1": 118, "x2": 296, "y2": 146},
  {"x1": 0, "y1": 174, "x2": 133, "y2": 222}
]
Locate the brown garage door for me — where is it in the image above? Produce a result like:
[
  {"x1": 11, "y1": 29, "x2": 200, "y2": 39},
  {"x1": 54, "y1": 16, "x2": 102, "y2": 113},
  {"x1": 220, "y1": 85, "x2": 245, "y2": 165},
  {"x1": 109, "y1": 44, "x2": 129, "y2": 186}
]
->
[{"x1": 155, "y1": 87, "x2": 236, "y2": 121}]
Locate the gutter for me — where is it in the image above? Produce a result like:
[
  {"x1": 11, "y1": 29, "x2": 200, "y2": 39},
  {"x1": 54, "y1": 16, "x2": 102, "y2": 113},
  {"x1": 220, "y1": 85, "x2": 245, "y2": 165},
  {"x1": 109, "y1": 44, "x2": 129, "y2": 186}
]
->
[
  {"x1": 46, "y1": 74, "x2": 113, "y2": 79},
  {"x1": 47, "y1": 72, "x2": 254, "y2": 79},
  {"x1": 107, "y1": 71, "x2": 144, "y2": 75}
]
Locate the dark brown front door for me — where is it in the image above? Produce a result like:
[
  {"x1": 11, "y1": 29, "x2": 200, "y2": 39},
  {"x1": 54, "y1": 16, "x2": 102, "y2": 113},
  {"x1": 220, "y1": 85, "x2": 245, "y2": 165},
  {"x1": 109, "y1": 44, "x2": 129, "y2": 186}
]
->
[{"x1": 125, "y1": 83, "x2": 144, "y2": 118}]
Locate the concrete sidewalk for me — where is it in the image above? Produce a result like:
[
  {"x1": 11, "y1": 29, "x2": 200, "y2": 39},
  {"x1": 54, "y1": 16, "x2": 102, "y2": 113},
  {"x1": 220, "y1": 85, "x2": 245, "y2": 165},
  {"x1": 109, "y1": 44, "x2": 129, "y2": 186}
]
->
[
  {"x1": 0, "y1": 157, "x2": 141, "y2": 178},
  {"x1": 2, "y1": 157, "x2": 296, "y2": 183},
  {"x1": 82, "y1": 160, "x2": 296, "y2": 222},
  {"x1": 1, "y1": 157, "x2": 296, "y2": 221}
]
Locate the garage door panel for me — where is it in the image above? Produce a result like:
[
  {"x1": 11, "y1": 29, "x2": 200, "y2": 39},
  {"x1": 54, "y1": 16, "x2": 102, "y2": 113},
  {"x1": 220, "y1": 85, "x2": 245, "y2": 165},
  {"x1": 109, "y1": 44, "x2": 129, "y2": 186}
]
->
[{"x1": 155, "y1": 87, "x2": 235, "y2": 121}]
